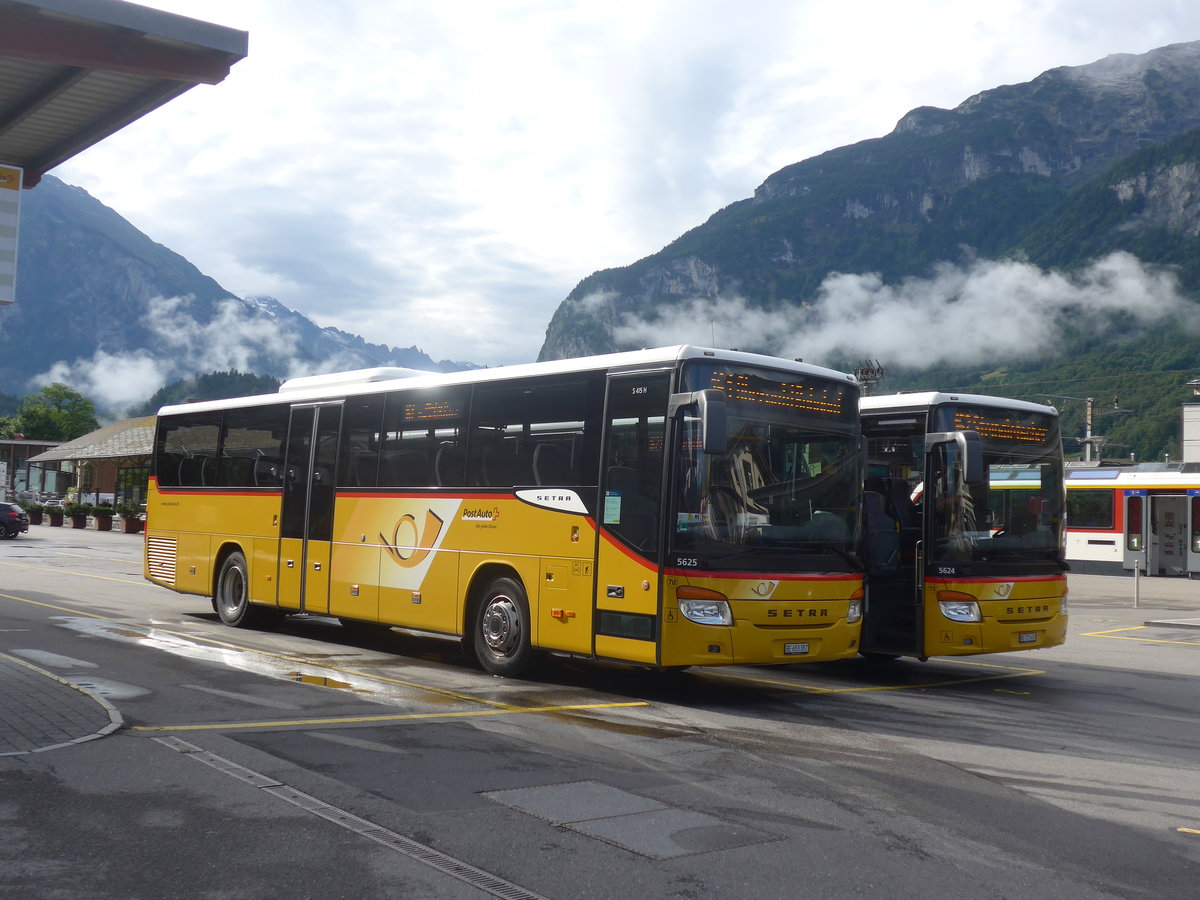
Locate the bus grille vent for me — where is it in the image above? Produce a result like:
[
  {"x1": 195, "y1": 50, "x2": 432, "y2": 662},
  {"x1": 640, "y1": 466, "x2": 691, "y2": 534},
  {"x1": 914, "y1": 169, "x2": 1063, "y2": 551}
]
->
[{"x1": 147, "y1": 536, "x2": 178, "y2": 586}]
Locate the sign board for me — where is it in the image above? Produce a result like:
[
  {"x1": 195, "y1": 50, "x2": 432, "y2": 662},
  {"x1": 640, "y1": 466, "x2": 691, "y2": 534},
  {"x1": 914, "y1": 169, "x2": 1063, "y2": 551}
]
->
[{"x1": 0, "y1": 164, "x2": 21, "y2": 305}]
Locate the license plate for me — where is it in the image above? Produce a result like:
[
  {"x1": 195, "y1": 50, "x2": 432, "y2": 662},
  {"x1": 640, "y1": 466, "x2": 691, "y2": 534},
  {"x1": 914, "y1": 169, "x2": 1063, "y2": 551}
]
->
[
  {"x1": 784, "y1": 642, "x2": 810, "y2": 655},
  {"x1": 1018, "y1": 631, "x2": 1037, "y2": 644}
]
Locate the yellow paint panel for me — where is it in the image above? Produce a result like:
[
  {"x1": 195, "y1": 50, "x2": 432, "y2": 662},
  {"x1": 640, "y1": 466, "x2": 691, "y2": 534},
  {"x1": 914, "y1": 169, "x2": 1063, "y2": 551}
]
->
[{"x1": 329, "y1": 542, "x2": 380, "y2": 621}]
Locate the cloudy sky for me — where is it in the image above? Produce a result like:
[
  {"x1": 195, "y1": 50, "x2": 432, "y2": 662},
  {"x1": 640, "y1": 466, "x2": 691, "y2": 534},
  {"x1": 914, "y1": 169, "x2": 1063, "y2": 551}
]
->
[{"x1": 54, "y1": 0, "x2": 1200, "y2": 368}]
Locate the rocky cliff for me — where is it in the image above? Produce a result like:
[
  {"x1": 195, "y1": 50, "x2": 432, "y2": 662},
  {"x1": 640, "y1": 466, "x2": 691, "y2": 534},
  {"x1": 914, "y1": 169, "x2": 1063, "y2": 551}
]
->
[{"x1": 538, "y1": 41, "x2": 1200, "y2": 367}]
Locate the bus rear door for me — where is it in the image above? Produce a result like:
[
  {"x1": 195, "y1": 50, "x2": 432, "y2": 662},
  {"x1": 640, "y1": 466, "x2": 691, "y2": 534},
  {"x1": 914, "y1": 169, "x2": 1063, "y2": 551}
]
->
[{"x1": 279, "y1": 402, "x2": 343, "y2": 614}]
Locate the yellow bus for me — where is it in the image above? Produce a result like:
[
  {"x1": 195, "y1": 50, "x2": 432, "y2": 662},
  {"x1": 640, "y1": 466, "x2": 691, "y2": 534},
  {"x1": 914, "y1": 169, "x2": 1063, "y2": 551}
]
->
[
  {"x1": 858, "y1": 392, "x2": 1068, "y2": 660},
  {"x1": 145, "y1": 346, "x2": 864, "y2": 676}
]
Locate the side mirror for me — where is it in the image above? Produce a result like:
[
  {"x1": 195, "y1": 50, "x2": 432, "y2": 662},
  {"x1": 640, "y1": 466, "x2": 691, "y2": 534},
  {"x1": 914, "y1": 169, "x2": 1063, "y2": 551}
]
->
[
  {"x1": 668, "y1": 389, "x2": 727, "y2": 455},
  {"x1": 926, "y1": 429, "x2": 984, "y2": 485}
]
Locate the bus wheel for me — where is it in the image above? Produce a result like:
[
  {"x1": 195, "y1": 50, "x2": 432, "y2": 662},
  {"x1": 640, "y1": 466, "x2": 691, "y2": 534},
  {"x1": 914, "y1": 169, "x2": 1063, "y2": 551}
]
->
[
  {"x1": 474, "y1": 577, "x2": 533, "y2": 677},
  {"x1": 215, "y1": 551, "x2": 258, "y2": 627}
]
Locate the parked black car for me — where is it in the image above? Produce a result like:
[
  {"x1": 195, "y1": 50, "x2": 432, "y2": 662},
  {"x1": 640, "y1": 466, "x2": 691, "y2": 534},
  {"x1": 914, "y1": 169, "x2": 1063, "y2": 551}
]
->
[{"x1": 1, "y1": 502, "x2": 29, "y2": 539}]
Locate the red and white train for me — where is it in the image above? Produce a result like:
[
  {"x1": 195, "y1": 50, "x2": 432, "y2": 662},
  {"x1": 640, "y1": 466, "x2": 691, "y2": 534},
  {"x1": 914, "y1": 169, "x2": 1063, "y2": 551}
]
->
[{"x1": 1065, "y1": 464, "x2": 1200, "y2": 576}]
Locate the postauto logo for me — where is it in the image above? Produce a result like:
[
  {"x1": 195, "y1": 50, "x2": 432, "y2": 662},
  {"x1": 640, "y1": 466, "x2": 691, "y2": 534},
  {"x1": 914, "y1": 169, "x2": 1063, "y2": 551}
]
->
[
  {"x1": 382, "y1": 509, "x2": 445, "y2": 568},
  {"x1": 461, "y1": 506, "x2": 501, "y2": 523}
]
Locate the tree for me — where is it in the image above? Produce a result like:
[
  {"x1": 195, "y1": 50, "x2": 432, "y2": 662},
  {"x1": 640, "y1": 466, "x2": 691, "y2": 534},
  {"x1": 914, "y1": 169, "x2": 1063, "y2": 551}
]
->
[{"x1": 17, "y1": 383, "x2": 100, "y2": 441}]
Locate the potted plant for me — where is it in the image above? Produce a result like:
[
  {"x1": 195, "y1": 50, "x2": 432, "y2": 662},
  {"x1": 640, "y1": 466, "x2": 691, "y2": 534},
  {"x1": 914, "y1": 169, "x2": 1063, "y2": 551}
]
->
[
  {"x1": 24, "y1": 502, "x2": 43, "y2": 525},
  {"x1": 47, "y1": 503, "x2": 64, "y2": 527},
  {"x1": 66, "y1": 502, "x2": 93, "y2": 528},
  {"x1": 93, "y1": 504, "x2": 115, "y2": 531},
  {"x1": 117, "y1": 501, "x2": 144, "y2": 534}
]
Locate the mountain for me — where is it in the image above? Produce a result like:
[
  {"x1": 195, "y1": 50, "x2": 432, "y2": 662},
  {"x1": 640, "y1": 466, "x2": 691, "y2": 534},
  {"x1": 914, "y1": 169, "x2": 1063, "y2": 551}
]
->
[
  {"x1": 537, "y1": 42, "x2": 1200, "y2": 461},
  {"x1": 1, "y1": 176, "x2": 470, "y2": 411}
]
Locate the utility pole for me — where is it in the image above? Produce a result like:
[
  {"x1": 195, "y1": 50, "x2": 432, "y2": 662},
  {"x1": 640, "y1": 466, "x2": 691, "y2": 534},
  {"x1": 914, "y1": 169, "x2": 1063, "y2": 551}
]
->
[
  {"x1": 854, "y1": 360, "x2": 887, "y2": 396},
  {"x1": 1044, "y1": 395, "x2": 1131, "y2": 462}
]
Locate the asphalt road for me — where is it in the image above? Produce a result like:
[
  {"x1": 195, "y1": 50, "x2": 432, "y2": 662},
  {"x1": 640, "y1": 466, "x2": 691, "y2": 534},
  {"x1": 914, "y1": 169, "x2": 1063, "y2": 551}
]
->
[{"x1": 2, "y1": 526, "x2": 1198, "y2": 899}]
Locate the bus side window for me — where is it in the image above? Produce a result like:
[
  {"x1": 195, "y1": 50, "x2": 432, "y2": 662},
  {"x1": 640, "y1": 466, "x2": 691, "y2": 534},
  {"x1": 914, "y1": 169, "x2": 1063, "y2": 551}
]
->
[
  {"x1": 338, "y1": 395, "x2": 383, "y2": 488},
  {"x1": 467, "y1": 374, "x2": 602, "y2": 489},
  {"x1": 155, "y1": 413, "x2": 220, "y2": 488},
  {"x1": 379, "y1": 387, "x2": 469, "y2": 488},
  {"x1": 221, "y1": 403, "x2": 288, "y2": 488}
]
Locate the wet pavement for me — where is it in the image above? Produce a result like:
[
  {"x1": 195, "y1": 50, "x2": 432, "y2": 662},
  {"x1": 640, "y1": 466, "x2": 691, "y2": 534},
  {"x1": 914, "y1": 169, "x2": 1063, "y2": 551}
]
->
[{"x1": 2, "y1": 528, "x2": 1197, "y2": 758}]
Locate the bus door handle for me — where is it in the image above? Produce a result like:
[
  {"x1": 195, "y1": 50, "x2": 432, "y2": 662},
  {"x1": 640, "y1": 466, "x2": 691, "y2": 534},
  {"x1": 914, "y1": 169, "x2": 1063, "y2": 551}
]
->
[
  {"x1": 607, "y1": 585, "x2": 625, "y2": 599},
  {"x1": 313, "y1": 562, "x2": 322, "y2": 571}
]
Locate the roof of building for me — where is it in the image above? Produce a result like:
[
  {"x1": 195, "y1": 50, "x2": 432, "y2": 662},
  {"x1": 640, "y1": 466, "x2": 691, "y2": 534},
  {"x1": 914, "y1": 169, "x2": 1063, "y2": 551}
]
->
[
  {"x1": 27, "y1": 416, "x2": 154, "y2": 463},
  {"x1": 0, "y1": 0, "x2": 247, "y2": 187}
]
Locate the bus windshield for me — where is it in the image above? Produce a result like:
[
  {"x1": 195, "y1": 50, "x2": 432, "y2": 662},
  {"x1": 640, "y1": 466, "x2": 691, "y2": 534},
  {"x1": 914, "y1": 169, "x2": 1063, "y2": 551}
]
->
[
  {"x1": 926, "y1": 408, "x2": 1065, "y2": 572},
  {"x1": 670, "y1": 363, "x2": 860, "y2": 572}
]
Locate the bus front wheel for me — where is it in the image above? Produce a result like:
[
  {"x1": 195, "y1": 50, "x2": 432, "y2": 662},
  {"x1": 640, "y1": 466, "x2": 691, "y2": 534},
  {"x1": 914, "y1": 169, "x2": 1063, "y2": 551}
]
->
[
  {"x1": 473, "y1": 576, "x2": 533, "y2": 677},
  {"x1": 215, "y1": 551, "x2": 259, "y2": 627}
]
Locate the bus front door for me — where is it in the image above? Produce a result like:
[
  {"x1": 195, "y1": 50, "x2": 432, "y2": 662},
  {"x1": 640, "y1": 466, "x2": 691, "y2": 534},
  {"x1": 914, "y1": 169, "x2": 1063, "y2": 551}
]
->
[
  {"x1": 861, "y1": 478, "x2": 922, "y2": 657},
  {"x1": 278, "y1": 403, "x2": 343, "y2": 614}
]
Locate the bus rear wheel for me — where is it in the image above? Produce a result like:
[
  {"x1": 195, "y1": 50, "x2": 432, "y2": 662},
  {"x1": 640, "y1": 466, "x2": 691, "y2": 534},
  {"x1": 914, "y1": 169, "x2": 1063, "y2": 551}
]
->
[
  {"x1": 215, "y1": 550, "x2": 260, "y2": 627},
  {"x1": 473, "y1": 576, "x2": 533, "y2": 677}
]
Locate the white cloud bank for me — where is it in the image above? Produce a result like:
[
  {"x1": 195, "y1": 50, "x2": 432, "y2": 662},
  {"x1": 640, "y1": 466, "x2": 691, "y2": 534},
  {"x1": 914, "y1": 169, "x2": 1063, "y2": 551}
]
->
[
  {"x1": 613, "y1": 252, "x2": 1199, "y2": 369},
  {"x1": 34, "y1": 297, "x2": 312, "y2": 416}
]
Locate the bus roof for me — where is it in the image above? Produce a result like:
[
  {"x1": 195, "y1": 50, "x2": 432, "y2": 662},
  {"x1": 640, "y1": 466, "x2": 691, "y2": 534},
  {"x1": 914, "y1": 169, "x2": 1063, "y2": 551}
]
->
[
  {"x1": 859, "y1": 391, "x2": 1058, "y2": 418},
  {"x1": 158, "y1": 346, "x2": 858, "y2": 417}
]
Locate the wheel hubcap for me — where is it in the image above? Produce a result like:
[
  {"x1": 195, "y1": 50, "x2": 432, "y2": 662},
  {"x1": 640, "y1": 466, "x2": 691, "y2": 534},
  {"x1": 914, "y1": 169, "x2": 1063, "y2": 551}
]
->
[
  {"x1": 481, "y1": 595, "x2": 520, "y2": 657},
  {"x1": 221, "y1": 567, "x2": 246, "y2": 615}
]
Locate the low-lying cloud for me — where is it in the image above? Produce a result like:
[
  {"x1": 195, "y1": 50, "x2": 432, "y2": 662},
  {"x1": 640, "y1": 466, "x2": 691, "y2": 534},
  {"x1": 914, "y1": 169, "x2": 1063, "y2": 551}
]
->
[
  {"x1": 34, "y1": 296, "x2": 339, "y2": 417},
  {"x1": 613, "y1": 251, "x2": 1198, "y2": 368}
]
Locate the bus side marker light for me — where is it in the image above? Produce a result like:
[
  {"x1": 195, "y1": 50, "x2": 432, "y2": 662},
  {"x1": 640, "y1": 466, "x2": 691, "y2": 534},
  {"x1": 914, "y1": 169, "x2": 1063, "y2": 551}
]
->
[{"x1": 551, "y1": 608, "x2": 575, "y2": 619}]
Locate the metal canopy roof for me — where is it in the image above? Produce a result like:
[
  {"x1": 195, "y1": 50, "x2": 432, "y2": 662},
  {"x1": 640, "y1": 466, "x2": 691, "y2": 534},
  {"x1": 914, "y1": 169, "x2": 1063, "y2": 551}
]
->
[{"x1": 0, "y1": 0, "x2": 247, "y2": 187}]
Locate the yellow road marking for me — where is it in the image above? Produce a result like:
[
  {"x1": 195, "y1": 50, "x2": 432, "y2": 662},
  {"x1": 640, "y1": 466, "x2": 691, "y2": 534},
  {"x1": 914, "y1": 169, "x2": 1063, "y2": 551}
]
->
[
  {"x1": 0, "y1": 559, "x2": 150, "y2": 587},
  {"x1": 705, "y1": 657, "x2": 1043, "y2": 694},
  {"x1": 131, "y1": 701, "x2": 649, "y2": 732},
  {"x1": 0, "y1": 591, "x2": 115, "y2": 619},
  {"x1": 1081, "y1": 625, "x2": 1200, "y2": 647},
  {"x1": 1178, "y1": 827, "x2": 1200, "y2": 835}
]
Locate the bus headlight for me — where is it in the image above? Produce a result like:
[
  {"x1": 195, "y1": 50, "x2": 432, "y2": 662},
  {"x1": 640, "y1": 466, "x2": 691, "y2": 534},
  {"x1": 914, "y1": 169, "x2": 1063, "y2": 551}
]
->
[
  {"x1": 677, "y1": 587, "x2": 733, "y2": 626},
  {"x1": 937, "y1": 591, "x2": 981, "y2": 623},
  {"x1": 847, "y1": 588, "x2": 863, "y2": 624}
]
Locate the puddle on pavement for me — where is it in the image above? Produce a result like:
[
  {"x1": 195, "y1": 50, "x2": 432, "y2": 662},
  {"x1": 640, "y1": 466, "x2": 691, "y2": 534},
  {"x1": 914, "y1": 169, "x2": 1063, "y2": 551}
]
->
[
  {"x1": 286, "y1": 672, "x2": 369, "y2": 694},
  {"x1": 48, "y1": 616, "x2": 427, "y2": 705}
]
